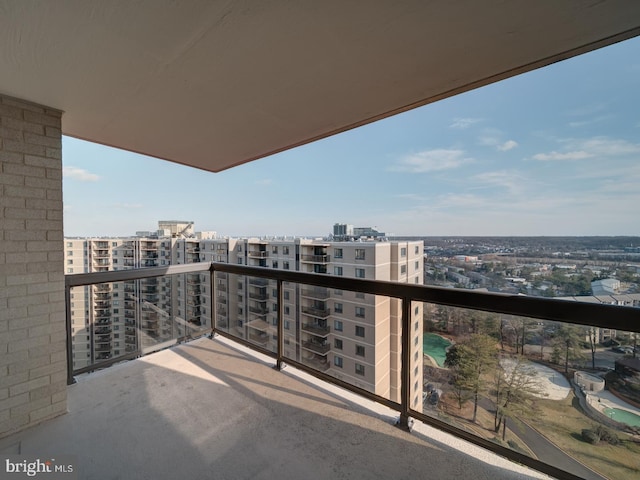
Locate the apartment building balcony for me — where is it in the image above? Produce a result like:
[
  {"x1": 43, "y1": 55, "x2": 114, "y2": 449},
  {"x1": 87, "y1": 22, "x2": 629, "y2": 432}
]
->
[
  {"x1": 142, "y1": 294, "x2": 159, "y2": 302},
  {"x1": 216, "y1": 283, "x2": 227, "y2": 292},
  {"x1": 301, "y1": 305, "x2": 330, "y2": 319},
  {"x1": 94, "y1": 344, "x2": 111, "y2": 352},
  {"x1": 94, "y1": 327, "x2": 112, "y2": 335},
  {"x1": 94, "y1": 300, "x2": 111, "y2": 308},
  {"x1": 300, "y1": 254, "x2": 330, "y2": 264},
  {"x1": 302, "y1": 340, "x2": 330, "y2": 355},
  {"x1": 217, "y1": 296, "x2": 227, "y2": 305},
  {"x1": 123, "y1": 250, "x2": 134, "y2": 258},
  {"x1": 95, "y1": 334, "x2": 112, "y2": 343},
  {"x1": 248, "y1": 290, "x2": 268, "y2": 301},
  {"x1": 249, "y1": 278, "x2": 269, "y2": 287},
  {"x1": 95, "y1": 319, "x2": 111, "y2": 326},
  {"x1": 301, "y1": 287, "x2": 330, "y2": 300},
  {"x1": 301, "y1": 322, "x2": 330, "y2": 337},
  {"x1": 247, "y1": 250, "x2": 269, "y2": 258},
  {"x1": 95, "y1": 284, "x2": 111, "y2": 292},
  {"x1": 187, "y1": 298, "x2": 202, "y2": 306},
  {"x1": 93, "y1": 242, "x2": 109, "y2": 249},
  {"x1": 142, "y1": 260, "x2": 158, "y2": 268},
  {"x1": 94, "y1": 309, "x2": 111, "y2": 318},
  {"x1": 248, "y1": 305, "x2": 268, "y2": 316}
]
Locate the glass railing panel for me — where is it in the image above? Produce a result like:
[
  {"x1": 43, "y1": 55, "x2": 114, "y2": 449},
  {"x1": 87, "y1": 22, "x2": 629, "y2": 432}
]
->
[
  {"x1": 281, "y1": 283, "x2": 398, "y2": 403},
  {"x1": 413, "y1": 302, "x2": 640, "y2": 480},
  {"x1": 214, "y1": 272, "x2": 278, "y2": 354},
  {"x1": 70, "y1": 271, "x2": 211, "y2": 375}
]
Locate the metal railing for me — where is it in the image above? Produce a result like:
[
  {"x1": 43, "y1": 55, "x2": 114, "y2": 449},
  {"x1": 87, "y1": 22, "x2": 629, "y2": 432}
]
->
[{"x1": 65, "y1": 261, "x2": 640, "y2": 480}]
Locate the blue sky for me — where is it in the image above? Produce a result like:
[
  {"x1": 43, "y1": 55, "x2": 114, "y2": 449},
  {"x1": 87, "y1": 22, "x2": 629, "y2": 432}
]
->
[{"x1": 63, "y1": 37, "x2": 640, "y2": 238}]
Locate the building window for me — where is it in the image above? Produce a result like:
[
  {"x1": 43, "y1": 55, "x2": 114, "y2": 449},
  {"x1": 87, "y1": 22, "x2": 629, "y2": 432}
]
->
[
  {"x1": 334, "y1": 266, "x2": 343, "y2": 276},
  {"x1": 334, "y1": 338, "x2": 343, "y2": 349},
  {"x1": 355, "y1": 268, "x2": 365, "y2": 278},
  {"x1": 283, "y1": 261, "x2": 290, "y2": 270},
  {"x1": 355, "y1": 345, "x2": 365, "y2": 357},
  {"x1": 67, "y1": 251, "x2": 73, "y2": 256},
  {"x1": 334, "y1": 320, "x2": 343, "y2": 332},
  {"x1": 284, "y1": 306, "x2": 290, "y2": 315},
  {"x1": 284, "y1": 320, "x2": 290, "y2": 330},
  {"x1": 272, "y1": 246, "x2": 278, "y2": 254},
  {"x1": 415, "y1": 261, "x2": 419, "y2": 270},
  {"x1": 414, "y1": 306, "x2": 420, "y2": 315},
  {"x1": 67, "y1": 268, "x2": 73, "y2": 273},
  {"x1": 334, "y1": 302, "x2": 343, "y2": 314},
  {"x1": 272, "y1": 288, "x2": 277, "y2": 298},
  {"x1": 400, "y1": 265, "x2": 407, "y2": 274},
  {"x1": 334, "y1": 289, "x2": 342, "y2": 296},
  {"x1": 355, "y1": 249, "x2": 365, "y2": 260},
  {"x1": 355, "y1": 292, "x2": 365, "y2": 299},
  {"x1": 415, "y1": 246, "x2": 419, "y2": 254},
  {"x1": 414, "y1": 336, "x2": 419, "y2": 346},
  {"x1": 67, "y1": 242, "x2": 72, "y2": 247},
  {"x1": 284, "y1": 291, "x2": 290, "y2": 300},
  {"x1": 355, "y1": 307, "x2": 365, "y2": 318},
  {"x1": 237, "y1": 258, "x2": 243, "y2": 265},
  {"x1": 112, "y1": 242, "x2": 117, "y2": 247},
  {"x1": 414, "y1": 321, "x2": 419, "y2": 331},
  {"x1": 334, "y1": 248, "x2": 343, "y2": 259},
  {"x1": 355, "y1": 325, "x2": 365, "y2": 337},
  {"x1": 401, "y1": 247, "x2": 407, "y2": 257},
  {"x1": 272, "y1": 261, "x2": 278, "y2": 268},
  {"x1": 67, "y1": 259, "x2": 73, "y2": 265},
  {"x1": 355, "y1": 364, "x2": 365, "y2": 376},
  {"x1": 237, "y1": 245, "x2": 242, "y2": 252},
  {"x1": 283, "y1": 246, "x2": 289, "y2": 255},
  {"x1": 334, "y1": 356, "x2": 343, "y2": 368}
]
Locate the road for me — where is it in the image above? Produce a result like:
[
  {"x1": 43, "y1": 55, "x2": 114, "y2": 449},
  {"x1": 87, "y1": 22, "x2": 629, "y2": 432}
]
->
[{"x1": 478, "y1": 398, "x2": 607, "y2": 480}]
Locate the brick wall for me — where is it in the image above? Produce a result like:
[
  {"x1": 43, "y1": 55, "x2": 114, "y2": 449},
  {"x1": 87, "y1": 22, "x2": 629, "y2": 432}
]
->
[{"x1": 0, "y1": 94, "x2": 67, "y2": 437}]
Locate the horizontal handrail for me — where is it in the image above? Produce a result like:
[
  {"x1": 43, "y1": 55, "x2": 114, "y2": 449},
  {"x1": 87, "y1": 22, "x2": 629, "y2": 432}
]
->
[{"x1": 65, "y1": 261, "x2": 640, "y2": 331}]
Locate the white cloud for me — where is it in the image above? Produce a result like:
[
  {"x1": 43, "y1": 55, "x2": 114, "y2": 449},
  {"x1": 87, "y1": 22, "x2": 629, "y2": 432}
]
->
[
  {"x1": 497, "y1": 140, "x2": 518, "y2": 151},
  {"x1": 390, "y1": 149, "x2": 473, "y2": 173},
  {"x1": 472, "y1": 170, "x2": 525, "y2": 194},
  {"x1": 532, "y1": 136, "x2": 640, "y2": 162},
  {"x1": 449, "y1": 117, "x2": 482, "y2": 129},
  {"x1": 532, "y1": 151, "x2": 592, "y2": 161},
  {"x1": 63, "y1": 166, "x2": 100, "y2": 182}
]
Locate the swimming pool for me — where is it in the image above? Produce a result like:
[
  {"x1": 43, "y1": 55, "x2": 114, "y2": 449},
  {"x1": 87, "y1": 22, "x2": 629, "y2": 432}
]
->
[
  {"x1": 603, "y1": 407, "x2": 640, "y2": 428},
  {"x1": 423, "y1": 333, "x2": 452, "y2": 367}
]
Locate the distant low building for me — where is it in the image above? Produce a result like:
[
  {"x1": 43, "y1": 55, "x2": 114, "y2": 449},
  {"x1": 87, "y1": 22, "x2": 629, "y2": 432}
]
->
[{"x1": 591, "y1": 278, "x2": 621, "y2": 295}]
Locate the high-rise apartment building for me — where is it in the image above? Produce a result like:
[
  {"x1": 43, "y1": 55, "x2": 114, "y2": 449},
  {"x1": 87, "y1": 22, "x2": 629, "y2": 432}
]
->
[{"x1": 65, "y1": 223, "x2": 424, "y2": 409}]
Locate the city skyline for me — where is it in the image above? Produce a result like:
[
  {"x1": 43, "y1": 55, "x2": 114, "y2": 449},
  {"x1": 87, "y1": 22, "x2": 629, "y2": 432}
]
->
[{"x1": 62, "y1": 37, "x2": 640, "y2": 238}]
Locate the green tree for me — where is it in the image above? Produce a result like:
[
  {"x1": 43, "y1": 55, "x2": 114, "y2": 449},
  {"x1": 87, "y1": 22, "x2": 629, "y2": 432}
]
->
[
  {"x1": 445, "y1": 334, "x2": 497, "y2": 422},
  {"x1": 552, "y1": 325, "x2": 585, "y2": 373},
  {"x1": 493, "y1": 356, "x2": 546, "y2": 440}
]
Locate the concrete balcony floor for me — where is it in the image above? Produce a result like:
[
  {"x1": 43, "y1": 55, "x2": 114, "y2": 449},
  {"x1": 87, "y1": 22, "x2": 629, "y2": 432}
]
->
[{"x1": 0, "y1": 337, "x2": 550, "y2": 480}]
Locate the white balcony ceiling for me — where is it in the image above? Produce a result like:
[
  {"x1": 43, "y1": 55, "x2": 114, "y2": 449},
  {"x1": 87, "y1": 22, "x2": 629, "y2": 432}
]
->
[{"x1": 1, "y1": 0, "x2": 639, "y2": 172}]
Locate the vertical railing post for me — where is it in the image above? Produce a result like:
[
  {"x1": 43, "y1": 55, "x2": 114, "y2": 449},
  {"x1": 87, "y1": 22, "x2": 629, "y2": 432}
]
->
[
  {"x1": 275, "y1": 278, "x2": 285, "y2": 370},
  {"x1": 397, "y1": 295, "x2": 412, "y2": 431},
  {"x1": 64, "y1": 281, "x2": 75, "y2": 385},
  {"x1": 209, "y1": 264, "x2": 216, "y2": 338}
]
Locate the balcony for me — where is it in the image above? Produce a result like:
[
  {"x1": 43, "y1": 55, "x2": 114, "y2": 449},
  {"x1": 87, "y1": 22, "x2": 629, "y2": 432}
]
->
[
  {"x1": 301, "y1": 287, "x2": 330, "y2": 300},
  {"x1": 300, "y1": 254, "x2": 330, "y2": 264},
  {"x1": 302, "y1": 340, "x2": 330, "y2": 355},
  {"x1": 57, "y1": 262, "x2": 640, "y2": 480},
  {"x1": 301, "y1": 323, "x2": 330, "y2": 337},
  {"x1": 247, "y1": 251, "x2": 268, "y2": 258},
  {"x1": 248, "y1": 290, "x2": 268, "y2": 301},
  {"x1": 301, "y1": 305, "x2": 330, "y2": 319},
  {"x1": 0, "y1": 336, "x2": 550, "y2": 479}
]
